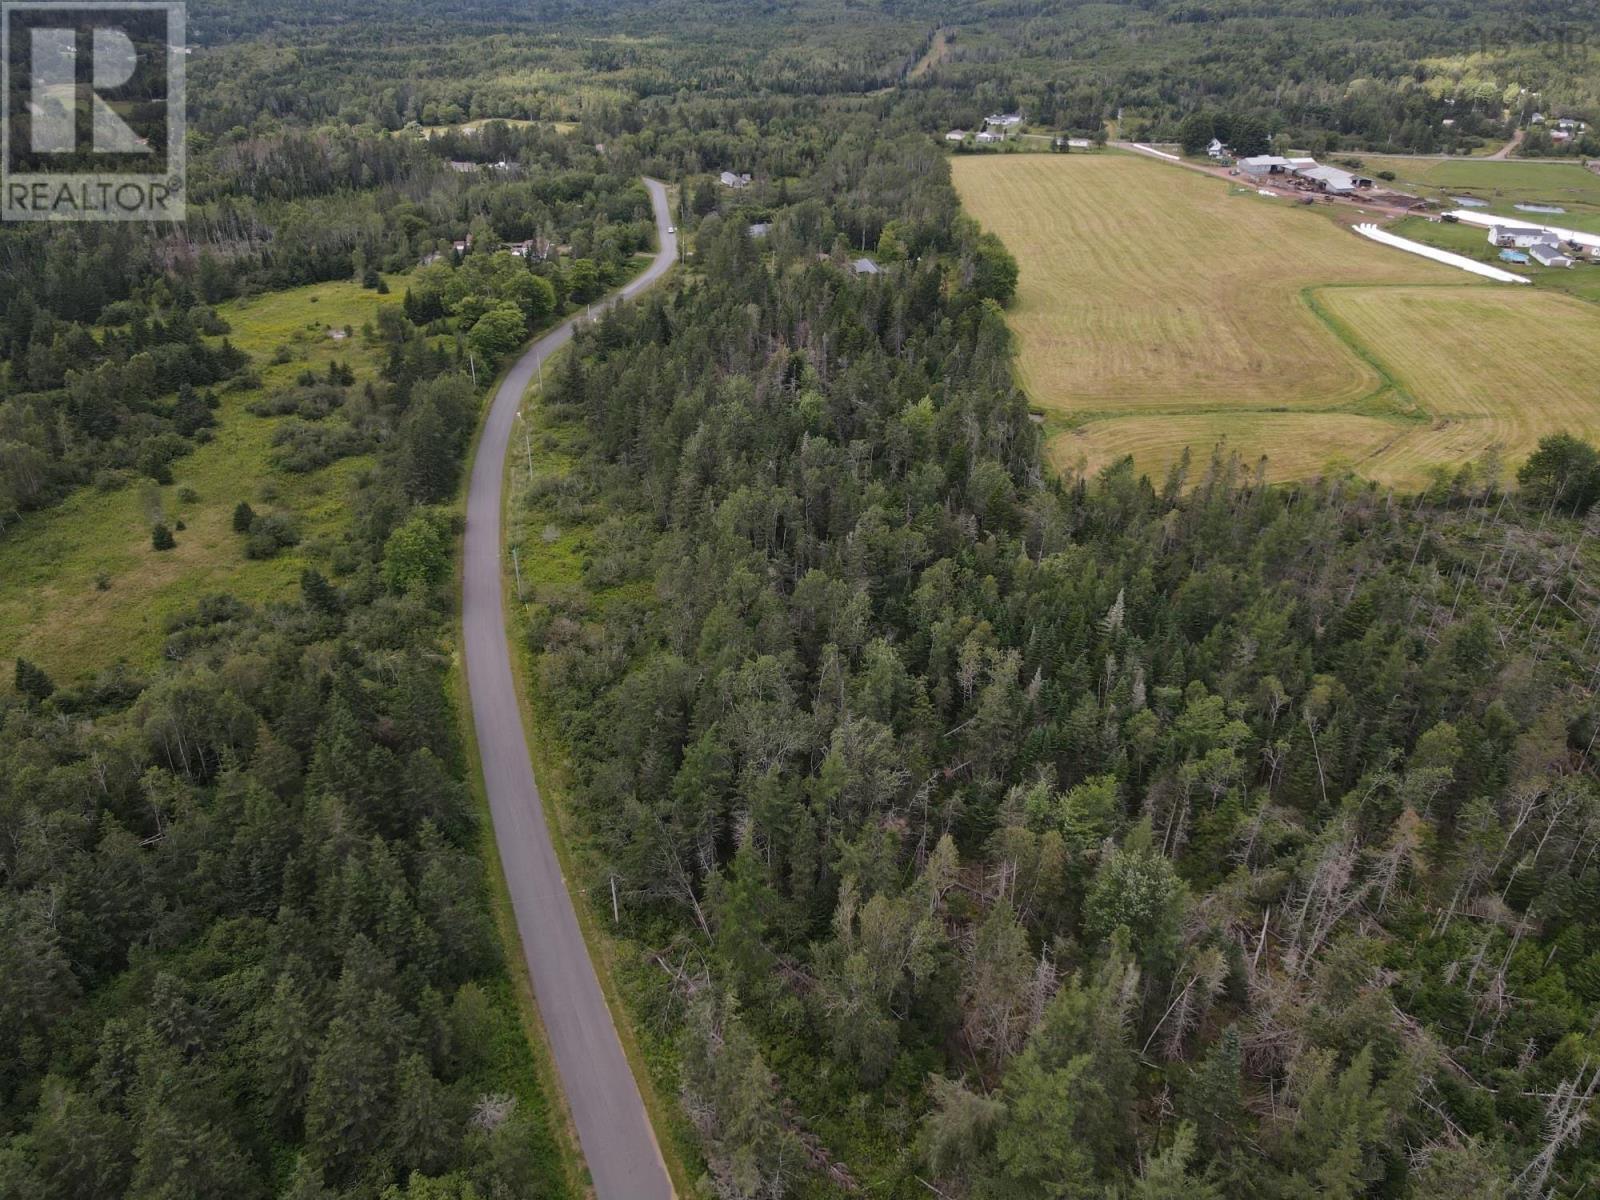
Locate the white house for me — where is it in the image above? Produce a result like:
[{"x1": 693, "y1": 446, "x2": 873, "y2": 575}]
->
[
  {"x1": 1531, "y1": 112, "x2": 1545, "y2": 124},
  {"x1": 945, "y1": 129, "x2": 966, "y2": 142},
  {"x1": 748, "y1": 222, "x2": 772, "y2": 238},
  {"x1": 1206, "y1": 137, "x2": 1227, "y2": 158},
  {"x1": 975, "y1": 130, "x2": 1003, "y2": 144},
  {"x1": 719, "y1": 171, "x2": 753, "y2": 188},
  {"x1": 1488, "y1": 225, "x2": 1560, "y2": 250},
  {"x1": 983, "y1": 112, "x2": 1023, "y2": 129}
]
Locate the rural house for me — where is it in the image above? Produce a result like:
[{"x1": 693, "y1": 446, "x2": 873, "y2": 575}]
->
[
  {"x1": 1206, "y1": 137, "x2": 1227, "y2": 158},
  {"x1": 1488, "y1": 225, "x2": 1560, "y2": 250},
  {"x1": 984, "y1": 112, "x2": 1023, "y2": 129},
  {"x1": 850, "y1": 258, "x2": 881, "y2": 276},
  {"x1": 719, "y1": 171, "x2": 753, "y2": 188},
  {"x1": 945, "y1": 129, "x2": 966, "y2": 142}
]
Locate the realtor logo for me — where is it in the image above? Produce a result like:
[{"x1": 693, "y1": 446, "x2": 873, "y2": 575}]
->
[{"x1": 2, "y1": 2, "x2": 185, "y2": 221}]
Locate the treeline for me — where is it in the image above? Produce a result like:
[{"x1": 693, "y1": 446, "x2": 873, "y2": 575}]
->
[
  {"x1": 0, "y1": 273, "x2": 570, "y2": 1199},
  {"x1": 522, "y1": 119, "x2": 1600, "y2": 1196}
]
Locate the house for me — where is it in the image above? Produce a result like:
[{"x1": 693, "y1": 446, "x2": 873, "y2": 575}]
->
[
  {"x1": 1206, "y1": 137, "x2": 1227, "y2": 158},
  {"x1": 719, "y1": 171, "x2": 753, "y2": 188},
  {"x1": 1552, "y1": 130, "x2": 1573, "y2": 144},
  {"x1": 1294, "y1": 164, "x2": 1373, "y2": 194},
  {"x1": 984, "y1": 112, "x2": 1024, "y2": 129},
  {"x1": 1530, "y1": 244, "x2": 1575, "y2": 268},
  {"x1": 1487, "y1": 225, "x2": 1559, "y2": 250},
  {"x1": 850, "y1": 258, "x2": 881, "y2": 276},
  {"x1": 1442, "y1": 118, "x2": 1456, "y2": 127},
  {"x1": 1531, "y1": 112, "x2": 1545, "y2": 125},
  {"x1": 447, "y1": 160, "x2": 479, "y2": 173},
  {"x1": 1238, "y1": 155, "x2": 1292, "y2": 175},
  {"x1": 748, "y1": 222, "x2": 773, "y2": 238},
  {"x1": 945, "y1": 129, "x2": 966, "y2": 142},
  {"x1": 501, "y1": 238, "x2": 550, "y2": 259},
  {"x1": 975, "y1": 130, "x2": 1003, "y2": 144},
  {"x1": 451, "y1": 235, "x2": 473, "y2": 255}
]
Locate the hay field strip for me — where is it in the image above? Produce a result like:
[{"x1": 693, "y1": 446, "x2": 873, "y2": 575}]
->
[{"x1": 952, "y1": 152, "x2": 1600, "y2": 488}]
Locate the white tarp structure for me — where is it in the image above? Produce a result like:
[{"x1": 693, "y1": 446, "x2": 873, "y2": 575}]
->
[
  {"x1": 1129, "y1": 143, "x2": 1180, "y2": 161},
  {"x1": 1444, "y1": 209, "x2": 1600, "y2": 251},
  {"x1": 1353, "y1": 223, "x2": 1530, "y2": 284}
]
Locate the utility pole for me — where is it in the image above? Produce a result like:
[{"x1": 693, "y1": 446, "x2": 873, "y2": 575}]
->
[
  {"x1": 511, "y1": 546, "x2": 524, "y2": 601},
  {"x1": 610, "y1": 875, "x2": 619, "y2": 923},
  {"x1": 517, "y1": 409, "x2": 532, "y2": 478}
]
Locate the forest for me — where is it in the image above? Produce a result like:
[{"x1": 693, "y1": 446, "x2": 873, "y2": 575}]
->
[{"x1": 4, "y1": 0, "x2": 1600, "y2": 1196}]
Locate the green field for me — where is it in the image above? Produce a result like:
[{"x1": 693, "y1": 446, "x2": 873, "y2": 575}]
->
[
  {"x1": 1359, "y1": 156, "x2": 1600, "y2": 233},
  {"x1": 953, "y1": 152, "x2": 1600, "y2": 488},
  {"x1": 0, "y1": 280, "x2": 401, "y2": 681}
]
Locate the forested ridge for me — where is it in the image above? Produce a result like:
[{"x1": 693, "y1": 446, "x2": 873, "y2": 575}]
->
[{"x1": 522, "y1": 116, "x2": 1600, "y2": 1197}]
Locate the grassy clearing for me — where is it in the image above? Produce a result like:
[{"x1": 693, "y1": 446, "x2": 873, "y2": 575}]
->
[
  {"x1": 0, "y1": 279, "x2": 400, "y2": 682},
  {"x1": 950, "y1": 153, "x2": 1458, "y2": 414},
  {"x1": 414, "y1": 116, "x2": 576, "y2": 137},
  {"x1": 1319, "y1": 286, "x2": 1600, "y2": 476}
]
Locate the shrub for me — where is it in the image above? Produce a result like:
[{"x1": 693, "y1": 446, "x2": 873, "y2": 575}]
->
[
  {"x1": 232, "y1": 501, "x2": 257, "y2": 533},
  {"x1": 152, "y1": 523, "x2": 176, "y2": 550},
  {"x1": 14, "y1": 657, "x2": 55, "y2": 702}
]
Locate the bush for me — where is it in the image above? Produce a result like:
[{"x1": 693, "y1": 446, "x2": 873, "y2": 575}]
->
[
  {"x1": 14, "y1": 657, "x2": 55, "y2": 702},
  {"x1": 232, "y1": 501, "x2": 257, "y2": 533},
  {"x1": 244, "y1": 513, "x2": 301, "y2": 559},
  {"x1": 152, "y1": 523, "x2": 176, "y2": 551}
]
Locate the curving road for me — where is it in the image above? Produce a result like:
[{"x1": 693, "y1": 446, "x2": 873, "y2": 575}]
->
[{"x1": 462, "y1": 178, "x2": 677, "y2": 1200}]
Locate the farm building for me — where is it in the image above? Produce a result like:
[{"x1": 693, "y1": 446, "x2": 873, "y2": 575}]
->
[
  {"x1": 719, "y1": 171, "x2": 753, "y2": 188},
  {"x1": 447, "y1": 160, "x2": 479, "y2": 173},
  {"x1": 1488, "y1": 225, "x2": 1560, "y2": 250},
  {"x1": 1294, "y1": 165, "x2": 1374, "y2": 194},
  {"x1": 945, "y1": 130, "x2": 966, "y2": 142},
  {"x1": 1206, "y1": 138, "x2": 1227, "y2": 158},
  {"x1": 1530, "y1": 244, "x2": 1576, "y2": 268},
  {"x1": 1239, "y1": 155, "x2": 1293, "y2": 176}
]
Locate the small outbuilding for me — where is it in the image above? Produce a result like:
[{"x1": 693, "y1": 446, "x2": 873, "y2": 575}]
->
[
  {"x1": 719, "y1": 171, "x2": 753, "y2": 189},
  {"x1": 1530, "y1": 244, "x2": 1575, "y2": 268},
  {"x1": 850, "y1": 258, "x2": 881, "y2": 276}
]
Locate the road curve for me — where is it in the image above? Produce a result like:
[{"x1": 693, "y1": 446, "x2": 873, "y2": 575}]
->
[{"x1": 462, "y1": 178, "x2": 677, "y2": 1199}]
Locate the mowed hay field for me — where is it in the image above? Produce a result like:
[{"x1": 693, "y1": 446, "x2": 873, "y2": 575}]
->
[
  {"x1": 1320, "y1": 286, "x2": 1600, "y2": 468},
  {"x1": 950, "y1": 153, "x2": 1457, "y2": 414},
  {"x1": 0, "y1": 280, "x2": 401, "y2": 682},
  {"x1": 952, "y1": 152, "x2": 1600, "y2": 488}
]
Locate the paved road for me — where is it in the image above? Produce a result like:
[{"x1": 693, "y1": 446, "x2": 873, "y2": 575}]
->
[{"x1": 462, "y1": 178, "x2": 677, "y2": 1200}]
